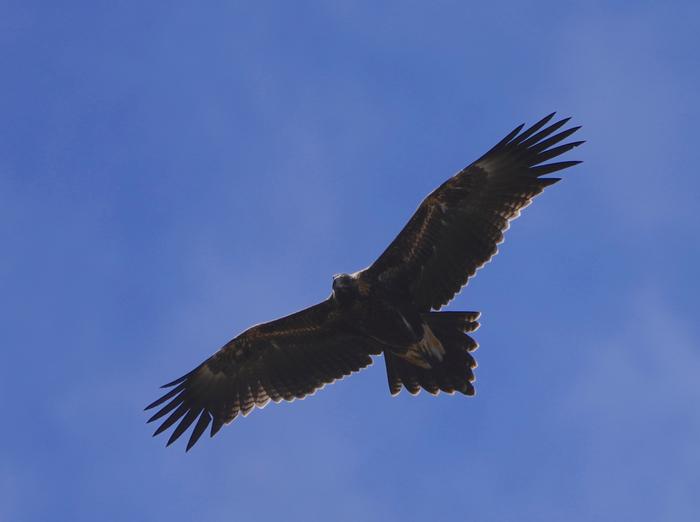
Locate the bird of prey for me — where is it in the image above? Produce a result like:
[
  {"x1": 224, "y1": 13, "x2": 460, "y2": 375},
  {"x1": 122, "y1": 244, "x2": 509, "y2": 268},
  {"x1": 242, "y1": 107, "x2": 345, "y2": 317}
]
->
[{"x1": 145, "y1": 113, "x2": 583, "y2": 450}]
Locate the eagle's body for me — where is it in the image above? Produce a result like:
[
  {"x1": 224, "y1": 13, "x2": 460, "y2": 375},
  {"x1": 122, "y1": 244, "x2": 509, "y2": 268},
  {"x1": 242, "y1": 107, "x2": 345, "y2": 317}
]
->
[
  {"x1": 146, "y1": 113, "x2": 583, "y2": 450},
  {"x1": 331, "y1": 271, "x2": 475, "y2": 376}
]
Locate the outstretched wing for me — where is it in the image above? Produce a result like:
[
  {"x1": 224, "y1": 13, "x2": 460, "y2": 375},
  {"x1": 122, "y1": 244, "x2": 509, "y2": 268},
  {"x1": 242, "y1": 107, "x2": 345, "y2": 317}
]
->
[
  {"x1": 145, "y1": 299, "x2": 381, "y2": 450},
  {"x1": 365, "y1": 113, "x2": 583, "y2": 311}
]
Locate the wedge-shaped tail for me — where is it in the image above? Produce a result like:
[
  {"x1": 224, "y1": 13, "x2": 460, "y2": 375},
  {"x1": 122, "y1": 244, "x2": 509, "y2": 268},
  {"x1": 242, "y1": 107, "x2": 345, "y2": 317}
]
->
[{"x1": 384, "y1": 311, "x2": 480, "y2": 396}]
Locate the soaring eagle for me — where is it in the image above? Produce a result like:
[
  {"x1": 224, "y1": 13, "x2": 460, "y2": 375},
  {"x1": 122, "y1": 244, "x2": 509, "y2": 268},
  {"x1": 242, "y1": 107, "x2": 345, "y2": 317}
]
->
[{"x1": 146, "y1": 113, "x2": 583, "y2": 450}]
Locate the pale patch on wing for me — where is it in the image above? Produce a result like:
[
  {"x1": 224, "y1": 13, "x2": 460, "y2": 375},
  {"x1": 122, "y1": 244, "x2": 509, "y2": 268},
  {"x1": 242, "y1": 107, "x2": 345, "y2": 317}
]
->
[
  {"x1": 474, "y1": 157, "x2": 499, "y2": 173},
  {"x1": 246, "y1": 323, "x2": 322, "y2": 341},
  {"x1": 404, "y1": 201, "x2": 440, "y2": 264},
  {"x1": 197, "y1": 364, "x2": 218, "y2": 380}
]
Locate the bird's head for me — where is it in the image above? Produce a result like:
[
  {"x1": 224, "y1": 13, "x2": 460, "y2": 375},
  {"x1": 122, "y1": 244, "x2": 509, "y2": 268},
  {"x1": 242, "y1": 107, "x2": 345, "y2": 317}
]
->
[{"x1": 332, "y1": 273, "x2": 358, "y2": 304}]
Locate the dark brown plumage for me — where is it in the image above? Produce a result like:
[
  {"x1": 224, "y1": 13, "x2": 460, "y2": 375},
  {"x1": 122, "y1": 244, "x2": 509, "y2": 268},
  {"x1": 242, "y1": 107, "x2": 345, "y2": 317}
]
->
[{"x1": 145, "y1": 113, "x2": 583, "y2": 450}]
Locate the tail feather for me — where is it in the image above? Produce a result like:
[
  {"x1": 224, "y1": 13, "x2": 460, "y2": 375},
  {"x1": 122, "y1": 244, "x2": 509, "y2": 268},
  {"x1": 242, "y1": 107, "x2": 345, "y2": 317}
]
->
[{"x1": 384, "y1": 311, "x2": 480, "y2": 396}]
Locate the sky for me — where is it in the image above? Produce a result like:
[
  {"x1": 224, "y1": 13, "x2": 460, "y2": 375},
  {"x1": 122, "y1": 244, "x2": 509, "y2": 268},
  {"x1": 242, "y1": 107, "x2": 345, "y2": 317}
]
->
[{"x1": 2, "y1": 1, "x2": 699, "y2": 521}]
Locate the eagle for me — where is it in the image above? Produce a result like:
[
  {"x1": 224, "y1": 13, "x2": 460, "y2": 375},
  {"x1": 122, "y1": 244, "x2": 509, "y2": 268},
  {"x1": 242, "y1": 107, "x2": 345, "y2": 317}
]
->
[{"x1": 146, "y1": 113, "x2": 583, "y2": 450}]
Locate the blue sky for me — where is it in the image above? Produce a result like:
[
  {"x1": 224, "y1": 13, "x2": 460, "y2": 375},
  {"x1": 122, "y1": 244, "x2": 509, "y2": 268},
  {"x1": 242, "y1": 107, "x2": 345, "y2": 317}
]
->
[{"x1": 2, "y1": 1, "x2": 699, "y2": 521}]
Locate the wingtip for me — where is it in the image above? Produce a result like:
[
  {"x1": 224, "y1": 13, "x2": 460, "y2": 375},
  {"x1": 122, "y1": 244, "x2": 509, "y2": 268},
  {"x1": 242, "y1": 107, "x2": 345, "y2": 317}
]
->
[
  {"x1": 144, "y1": 397, "x2": 165, "y2": 411},
  {"x1": 144, "y1": 397, "x2": 162, "y2": 411},
  {"x1": 144, "y1": 382, "x2": 186, "y2": 412},
  {"x1": 185, "y1": 433, "x2": 203, "y2": 452},
  {"x1": 160, "y1": 379, "x2": 181, "y2": 389},
  {"x1": 539, "y1": 112, "x2": 557, "y2": 125},
  {"x1": 210, "y1": 417, "x2": 224, "y2": 438},
  {"x1": 185, "y1": 440, "x2": 196, "y2": 452},
  {"x1": 166, "y1": 427, "x2": 185, "y2": 447},
  {"x1": 511, "y1": 113, "x2": 559, "y2": 145},
  {"x1": 160, "y1": 370, "x2": 195, "y2": 389},
  {"x1": 539, "y1": 177, "x2": 562, "y2": 187},
  {"x1": 146, "y1": 410, "x2": 165, "y2": 424}
]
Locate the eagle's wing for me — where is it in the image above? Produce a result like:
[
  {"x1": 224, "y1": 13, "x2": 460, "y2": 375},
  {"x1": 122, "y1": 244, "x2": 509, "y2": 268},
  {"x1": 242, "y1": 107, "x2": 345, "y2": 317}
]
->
[
  {"x1": 145, "y1": 299, "x2": 381, "y2": 450},
  {"x1": 364, "y1": 113, "x2": 583, "y2": 311}
]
